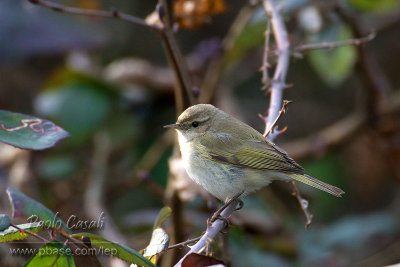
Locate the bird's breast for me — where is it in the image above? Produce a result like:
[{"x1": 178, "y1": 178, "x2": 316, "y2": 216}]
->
[{"x1": 177, "y1": 132, "x2": 245, "y2": 200}]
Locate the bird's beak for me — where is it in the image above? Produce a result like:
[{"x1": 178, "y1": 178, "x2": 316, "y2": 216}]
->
[{"x1": 163, "y1": 123, "x2": 181, "y2": 129}]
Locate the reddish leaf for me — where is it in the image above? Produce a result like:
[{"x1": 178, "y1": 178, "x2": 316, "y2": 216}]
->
[{"x1": 182, "y1": 253, "x2": 225, "y2": 267}]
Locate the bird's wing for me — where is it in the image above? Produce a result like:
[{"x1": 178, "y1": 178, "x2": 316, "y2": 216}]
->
[{"x1": 199, "y1": 133, "x2": 304, "y2": 173}]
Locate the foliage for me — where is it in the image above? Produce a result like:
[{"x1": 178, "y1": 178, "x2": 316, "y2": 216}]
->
[{"x1": 0, "y1": 110, "x2": 69, "y2": 150}]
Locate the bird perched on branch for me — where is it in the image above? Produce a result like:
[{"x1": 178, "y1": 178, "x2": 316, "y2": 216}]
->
[{"x1": 165, "y1": 104, "x2": 344, "y2": 201}]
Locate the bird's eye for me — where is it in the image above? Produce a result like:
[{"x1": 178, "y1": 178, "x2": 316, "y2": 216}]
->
[{"x1": 192, "y1": 121, "x2": 199, "y2": 128}]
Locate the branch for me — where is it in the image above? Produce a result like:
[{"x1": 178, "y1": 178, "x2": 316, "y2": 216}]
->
[
  {"x1": 294, "y1": 31, "x2": 376, "y2": 55},
  {"x1": 260, "y1": 100, "x2": 291, "y2": 137},
  {"x1": 158, "y1": 1, "x2": 197, "y2": 113},
  {"x1": 28, "y1": 0, "x2": 153, "y2": 30},
  {"x1": 289, "y1": 182, "x2": 313, "y2": 228},
  {"x1": 335, "y1": 3, "x2": 391, "y2": 121},
  {"x1": 28, "y1": 0, "x2": 197, "y2": 113},
  {"x1": 262, "y1": 0, "x2": 313, "y2": 227},
  {"x1": 10, "y1": 223, "x2": 49, "y2": 243},
  {"x1": 167, "y1": 236, "x2": 201, "y2": 251},
  {"x1": 174, "y1": 200, "x2": 238, "y2": 266}
]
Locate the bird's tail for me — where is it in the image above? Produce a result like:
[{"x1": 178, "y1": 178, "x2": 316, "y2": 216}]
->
[{"x1": 286, "y1": 173, "x2": 345, "y2": 197}]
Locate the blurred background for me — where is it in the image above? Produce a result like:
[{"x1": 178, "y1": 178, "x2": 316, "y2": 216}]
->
[{"x1": 1, "y1": 0, "x2": 400, "y2": 266}]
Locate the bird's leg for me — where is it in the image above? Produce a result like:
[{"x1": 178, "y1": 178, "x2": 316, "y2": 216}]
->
[{"x1": 210, "y1": 192, "x2": 243, "y2": 223}]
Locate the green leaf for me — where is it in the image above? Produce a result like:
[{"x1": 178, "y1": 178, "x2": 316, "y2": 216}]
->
[
  {"x1": 307, "y1": 24, "x2": 357, "y2": 87},
  {"x1": 72, "y1": 233, "x2": 156, "y2": 267},
  {"x1": 7, "y1": 187, "x2": 70, "y2": 233},
  {"x1": 153, "y1": 206, "x2": 172, "y2": 230},
  {"x1": 0, "y1": 110, "x2": 69, "y2": 150},
  {"x1": 0, "y1": 223, "x2": 43, "y2": 243},
  {"x1": 0, "y1": 214, "x2": 11, "y2": 231},
  {"x1": 25, "y1": 240, "x2": 75, "y2": 267}
]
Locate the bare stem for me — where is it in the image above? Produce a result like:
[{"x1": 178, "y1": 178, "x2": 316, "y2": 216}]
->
[
  {"x1": 294, "y1": 31, "x2": 376, "y2": 55},
  {"x1": 28, "y1": 0, "x2": 154, "y2": 30},
  {"x1": 289, "y1": 182, "x2": 313, "y2": 228},
  {"x1": 10, "y1": 223, "x2": 49, "y2": 243},
  {"x1": 167, "y1": 236, "x2": 201, "y2": 251},
  {"x1": 261, "y1": 100, "x2": 291, "y2": 137}
]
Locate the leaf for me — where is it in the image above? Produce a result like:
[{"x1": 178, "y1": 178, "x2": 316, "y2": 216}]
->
[
  {"x1": 182, "y1": 253, "x2": 224, "y2": 267},
  {"x1": 307, "y1": 24, "x2": 357, "y2": 87},
  {"x1": 0, "y1": 214, "x2": 11, "y2": 231},
  {"x1": 347, "y1": 0, "x2": 400, "y2": 12},
  {"x1": 7, "y1": 187, "x2": 70, "y2": 233},
  {"x1": 142, "y1": 228, "x2": 170, "y2": 264},
  {"x1": 140, "y1": 206, "x2": 172, "y2": 264},
  {"x1": 0, "y1": 223, "x2": 43, "y2": 243},
  {"x1": 0, "y1": 110, "x2": 69, "y2": 150},
  {"x1": 72, "y1": 233, "x2": 156, "y2": 267},
  {"x1": 153, "y1": 206, "x2": 172, "y2": 229},
  {"x1": 25, "y1": 240, "x2": 75, "y2": 267}
]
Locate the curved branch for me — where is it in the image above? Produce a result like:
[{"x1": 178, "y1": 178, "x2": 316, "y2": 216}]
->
[
  {"x1": 28, "y1": 0, "x2": 153, "y2": 30},
  {"x1": 174, "y1": 200, "x2": 237, "y2": 266}
]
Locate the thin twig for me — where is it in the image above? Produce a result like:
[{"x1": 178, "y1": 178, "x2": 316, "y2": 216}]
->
[
  {"x1": 294, "y1": 31, "x2": 376, "y2": 55},
  {"x1": 28, "y1": 0, "x2": 154, "y2": 30},
  {"x1": 260, "y1": 100, "x2": 291, "y2": 137},
  {"x1": 289, "y1": 181, "x2": 313, "y2": 228},
  {"x1": 167, "y1": 236, "x2": 201, "y2": 251},
  {"x1": 10, "y1": 223, "x2": 49, "y2": 243}
]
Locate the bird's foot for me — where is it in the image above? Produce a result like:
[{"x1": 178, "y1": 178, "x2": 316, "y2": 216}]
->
[
  {"x1": 210, "y1": 192, "x2": 243, "y2": 223},
  {"x1": 207, "y1": 215, "x2": 230, "y2": 232}
]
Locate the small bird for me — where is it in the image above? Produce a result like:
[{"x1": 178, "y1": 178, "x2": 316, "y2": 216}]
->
[{"x1": 165, "y1": 104, "x2": 344, "y2": 201}]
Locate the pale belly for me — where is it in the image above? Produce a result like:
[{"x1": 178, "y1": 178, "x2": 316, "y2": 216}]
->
[{"x1": 179, "y1": 139, "x2": 276, "y2": 200}]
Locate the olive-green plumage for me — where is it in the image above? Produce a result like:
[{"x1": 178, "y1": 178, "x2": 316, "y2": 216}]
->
[{"x1": 165, "y1": 104, "x2": 344, "y2": 201}]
